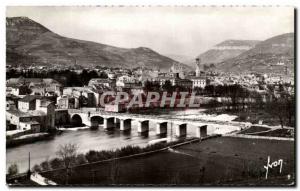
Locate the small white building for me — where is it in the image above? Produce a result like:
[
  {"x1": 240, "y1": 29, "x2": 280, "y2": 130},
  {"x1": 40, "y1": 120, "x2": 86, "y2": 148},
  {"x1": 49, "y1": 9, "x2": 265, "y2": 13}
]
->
[
  {"x1": 19, "y1": 121, "x2": 40, "y2": 132},
  {"x1": 189, "y1": 77, "x2": 207, "y2": 89}
]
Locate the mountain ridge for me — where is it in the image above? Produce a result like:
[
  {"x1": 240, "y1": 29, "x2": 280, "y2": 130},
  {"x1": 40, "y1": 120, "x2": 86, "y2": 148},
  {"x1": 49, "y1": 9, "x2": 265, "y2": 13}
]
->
[
  {"x1": 6, "y1": 17, "x2": 190, "y2": 71},
  {"x1": 217, "y1": 33, "x2": 294, "y2": 74},
  {"x1": 196, "y1": 40, "x2": 260, "y2": 66}
]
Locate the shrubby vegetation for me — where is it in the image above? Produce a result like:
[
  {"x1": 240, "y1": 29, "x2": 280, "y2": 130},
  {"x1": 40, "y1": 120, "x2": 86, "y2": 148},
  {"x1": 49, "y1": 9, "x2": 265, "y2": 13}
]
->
[
  {"x1": 7, "y1": 163, "x2": 19, "y2": 176},
  {"x1": 32, "y1": 139, "x2": 187, "y2": 173},
  {"x1": 203, "y1": 84, "x2": 295, "y2": 128},
  {"x1": 6, "y1": 69, "x2": 108, "y2": 87}
]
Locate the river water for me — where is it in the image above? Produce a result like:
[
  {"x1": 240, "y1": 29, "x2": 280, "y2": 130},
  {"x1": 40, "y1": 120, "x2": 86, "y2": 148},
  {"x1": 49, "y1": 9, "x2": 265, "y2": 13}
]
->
[{"x1": 6, "y1": 109, "x2": 239, "y2": 173}]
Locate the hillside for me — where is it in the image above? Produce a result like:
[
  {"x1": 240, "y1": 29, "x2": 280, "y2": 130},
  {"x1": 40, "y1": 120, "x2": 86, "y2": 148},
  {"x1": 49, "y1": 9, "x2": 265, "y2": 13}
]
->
[
  {"x1": 165, "y1": 54, "x2": 197, "y2": 69},
  {"x1": 6, "y1": 17, "x2": 189, "y2": 71},
  {"x1": 217, "y1": 33, "x2": 294, "y2": 74},
  {"x1": 197, "y1": 40, "x2": 260, "y2": 66}
]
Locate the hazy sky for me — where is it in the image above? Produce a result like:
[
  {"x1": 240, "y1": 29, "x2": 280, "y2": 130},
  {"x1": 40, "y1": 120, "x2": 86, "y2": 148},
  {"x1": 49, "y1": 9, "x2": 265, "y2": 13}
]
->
[{"x1": 6, "y1": 6, "x2": 294, "y2": 57}]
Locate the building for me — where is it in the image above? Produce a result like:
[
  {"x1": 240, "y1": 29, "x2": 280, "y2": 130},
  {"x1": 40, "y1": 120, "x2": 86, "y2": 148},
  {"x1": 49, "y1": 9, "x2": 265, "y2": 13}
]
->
[
  {"x1": 19, "y1": 121, "x2": 40, "y2": 132},
  {"x1": 18, "y1": 95, "x2": 37, "y2": 112},
  {"x1": 6, "y1": 100, "x2": 17, "y2": 111},
  {"x1": 105, "y1": 103, "x2": 126, "y2": 113},
  {"x1": 188, "y1": 77, "x2": 207, "y2": 89},
  {"x1": 55, "y1": 109, "x2": 70, "y2": 127},
  {"x1": 6, "y1": 96, "x2": 55, "y2": 132},
  {"x1": 107, "y1": 72, "x2": 116, "y2": 80},
  {"x1": 195, "y1": 58, "x2": 201, "y2": 77},
  {"x1": 88, "y1": 78, "x2": 115, "y2": 88},
  {"x1": 57, "y1": 95, "x2": 79, "y2": 109},
  {"x1": 63, "y1": 87, "x2": 99, "y2": 107},
  {"x1": 116, "y1": 75, "x2": 136, "y2": 87},
  {"x1": 170, "y1": 63, "x2": 185, "y2": 79},
  {"x1": 6, "y1": 85, "x2": 29, "y2": 97},
  {"x1": 156, "y1": 73, "x2": 193, "y2": 89},
  {"x1": 6, "y1": 77, "x2": 62, "y2": 96}
]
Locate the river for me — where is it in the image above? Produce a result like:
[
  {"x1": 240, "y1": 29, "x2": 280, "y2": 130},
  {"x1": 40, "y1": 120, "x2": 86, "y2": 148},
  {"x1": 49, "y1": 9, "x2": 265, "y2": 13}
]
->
[{"x1": 6, "y1": 109, "x2": 239, "y2": 173}]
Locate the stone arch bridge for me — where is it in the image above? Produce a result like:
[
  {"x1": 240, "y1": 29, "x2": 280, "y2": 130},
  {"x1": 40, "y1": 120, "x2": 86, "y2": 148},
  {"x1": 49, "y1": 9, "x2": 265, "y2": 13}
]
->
[{"x1": 68, "y1": 109, "x2": 244, "y2": 138}]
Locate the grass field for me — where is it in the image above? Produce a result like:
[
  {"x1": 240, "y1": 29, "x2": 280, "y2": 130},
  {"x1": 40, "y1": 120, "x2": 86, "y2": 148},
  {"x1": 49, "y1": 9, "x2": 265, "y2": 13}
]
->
[
  {"x1": 238, "y1": 126, "x2": 271, "y2": 134},
  {"x1": 41, "y1": 136, "x2": 295, "y2": 186},
  {"x1": 257, "y1": 129, "x2": 294, "y2": 138}
]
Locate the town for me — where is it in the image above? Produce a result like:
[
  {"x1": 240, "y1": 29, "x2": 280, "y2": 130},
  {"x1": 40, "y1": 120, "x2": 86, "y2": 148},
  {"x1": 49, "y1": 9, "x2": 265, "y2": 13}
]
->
[
  {"x1": 5, "y1": 6, "x2": 295, "y2": 187},
  {"x1": 6, "y1": 57, "x2": 294, "y2": 133}
]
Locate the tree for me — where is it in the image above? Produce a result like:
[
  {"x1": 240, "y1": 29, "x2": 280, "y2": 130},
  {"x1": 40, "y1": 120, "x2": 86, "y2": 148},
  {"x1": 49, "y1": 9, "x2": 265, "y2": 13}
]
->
[
  {"x1": 162, "y1": 80, "x2": 173, "y2": 93},
  {"x1": 204, "y1": 85, "x2": 215, "y2": 96},
  {"x1": 85, "y1": 150, "x2": 99, "y2": 163},
  {"x1": 40, "y1": 159, "x2": 51, "y2": 171},
  {"x1": 265, "y1": 95, "x2": 288, "y2": 128},
  {"x1": 7, "y1": 163, "x2": 18, "y2": 176},
  {"x1": 50, "y1": 158, "x2": 64, "y2": 169},
  {"x1": 143, "y1": 81, "x2": 161, "y2": 92},
  {"x1": 56, "y1": 143, "x2": 79, "y2": 184},
  {"x1": 76, "y1": 154, "x2": 88, "y2": 165},
  {"x1": 286, "y1": 94, "x2": 295, "y2": 127},
  {"x1": 32, "y1": 164, "x2": 42, "y2": 173}
]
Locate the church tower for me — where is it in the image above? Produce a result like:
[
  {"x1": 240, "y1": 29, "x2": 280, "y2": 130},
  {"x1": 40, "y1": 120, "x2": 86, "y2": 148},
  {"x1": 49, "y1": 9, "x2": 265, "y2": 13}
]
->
[{"x1": 195, "y1": 58, "x2": 201, "y2": 77}]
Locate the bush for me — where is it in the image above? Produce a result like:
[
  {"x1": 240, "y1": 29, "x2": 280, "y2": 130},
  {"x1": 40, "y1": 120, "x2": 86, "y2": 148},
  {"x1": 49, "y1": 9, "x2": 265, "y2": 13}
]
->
[
  {"x1": 39, "y1": 139, "x2": 189, "y2": 171},
  {"x1": 85, "y1": 150, "x2": 99, "y2": 163},
  {"x1": 40, "y1": 160, "x2": 51, "y2": 171},
  {"x1": 76, "y1": 154, "x2": 87, "y2": 165},
  {"x1": 32, "y1": 164, "x2": 42, "y2": 173},
  {"x1": 239, "y1": 113, "x2": 248, "y2": 121},
  {"x1": 50, "y1": 158, "x2": 63, "y2": 169},
  {"x1": 7, "y1": 163, "x2": 18, "y2": 176}
]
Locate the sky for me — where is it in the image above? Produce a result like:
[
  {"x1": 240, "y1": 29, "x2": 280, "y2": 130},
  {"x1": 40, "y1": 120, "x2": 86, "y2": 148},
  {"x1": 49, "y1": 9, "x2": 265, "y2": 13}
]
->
[{"x1": 6, "y1": 6, "x2": 294, "y2": 58}]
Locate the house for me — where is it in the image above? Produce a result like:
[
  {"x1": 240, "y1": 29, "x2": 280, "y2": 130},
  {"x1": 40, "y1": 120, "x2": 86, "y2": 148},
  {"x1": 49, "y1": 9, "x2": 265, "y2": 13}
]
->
[
  {"x1": 6, "y1": 97, "x2": 55, "y2": 132},
  {"x1": 6, "y1": 85, "x2": 30, "y2": 97},
  {"x1": 88, "y1": 78, "x2": 115, "y2": 88},
  {"x1": 156, "y1": 76, "x2": 174, "y2": 86},
  {"x1": 170, "y1": 63, "x2": 185, "y2": 79},
  {"x1": 6, "y1": 77, "x2": 62, "y2": 96},
  {"x1": 19, "y1": 121, "x2": 40, "y2": 132},
  {"x1": 63, "y1": 87, "x2": 99, "y2": 107},
  {"x1": 57, "y1": 95, "x2": 79, "y2": 109},
  {"x1": 116, "y1": 75, "x2": 136, "y2": 87},
  {"x1": 55, "y1": 109, "x2": 69, "y2": 126},
  {"x1": 6, "y1": 100, "x2": 16, "y2": 111},
  {"x1": 188, "y1": 77, "x2": 207, "y2": 89},
  {"x1": 18, "y1": 95, "x2": 37, "y2": 112},
  {"x1": 6, "y1": 109, "x2": 45, "y2": 131},
  {"x1": 107, "y1": 72, "x2": 116, "y2": 80},
  {"x1": 177, "y1": 79, "x2": 193, "y2": 89},
  {"x1": 156, "y1": 73, "x2": 193, "y2": 89},
  {"x1": 36, "y1": 99, "x2": 55, "y2": 130}
]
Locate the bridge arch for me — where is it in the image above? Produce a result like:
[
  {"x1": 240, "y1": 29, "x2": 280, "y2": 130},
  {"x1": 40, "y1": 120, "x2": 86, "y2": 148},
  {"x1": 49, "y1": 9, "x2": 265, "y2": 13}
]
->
[
  {"x1": 71, "y1": 114, "x2": 83, "y2": 127},
  {"x1": 90, "y1": 115, "x2": 104, "y2": 127}
]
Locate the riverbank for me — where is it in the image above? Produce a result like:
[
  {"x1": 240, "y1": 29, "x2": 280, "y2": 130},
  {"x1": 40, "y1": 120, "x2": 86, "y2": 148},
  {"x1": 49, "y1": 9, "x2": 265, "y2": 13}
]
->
[
  {"x1": 6, "y1": 133, "x2": 53, "y2": 148},
  {"x1": 34, "y1": 136, "x2": 294, "y2": 186},
  {"x1": 204, "y1": 107, "x2": 295, "y2": 128},
  {"x1": 7, "y1": 137, "x2": 202, "y2": 185}
]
